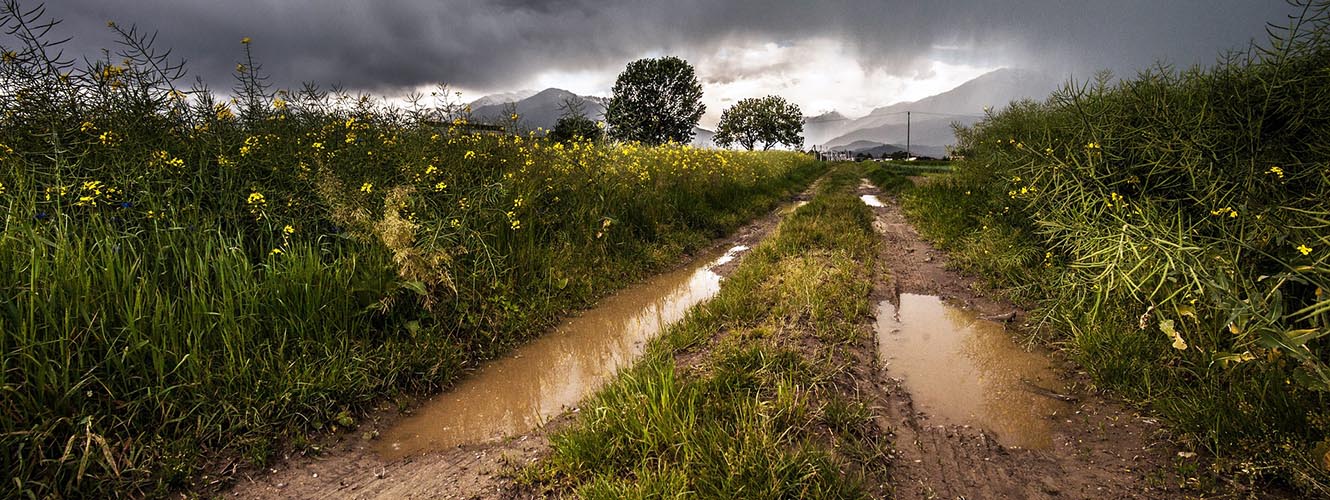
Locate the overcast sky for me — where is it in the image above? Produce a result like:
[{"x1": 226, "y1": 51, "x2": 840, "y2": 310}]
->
[{"x1": 44, "y1": 1, "x2": 1301, "y2": 123}]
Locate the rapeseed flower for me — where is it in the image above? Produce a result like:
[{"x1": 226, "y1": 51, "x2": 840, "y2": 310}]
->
[{"x1": 1297, "y1": 244, "x2": 1313, "y2": 256}]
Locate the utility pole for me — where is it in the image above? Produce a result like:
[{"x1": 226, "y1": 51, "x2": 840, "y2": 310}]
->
[{"x1": 906, "y1": 111, "x2": 911, "y2": 159}]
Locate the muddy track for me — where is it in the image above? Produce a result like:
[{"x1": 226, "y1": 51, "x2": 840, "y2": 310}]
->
[
  {"x1": 855, "y1": 179, "x2": 1201, "y2": 499},
  {"x1": 224, "y1": 188, "x2": 816, "y2": 500}
]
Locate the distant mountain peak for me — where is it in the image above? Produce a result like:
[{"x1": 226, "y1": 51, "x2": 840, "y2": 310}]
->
[
  {"x1": 806, "y1": 111, "x2": 847, "y2": 122},
  {"x1": 468, "y1": 89, "x2": 539, "y2": 108},
  {"x1": 822, "y1": 67, "x2": 1060, "y2": 150}
]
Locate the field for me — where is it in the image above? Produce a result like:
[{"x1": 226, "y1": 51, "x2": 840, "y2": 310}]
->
[
  {"x1": 0, "y1": 21, "x2": 824, "y2": 496},
  {"x1": 5, "y1": 2, "x2": 1330, "y2": 499}
]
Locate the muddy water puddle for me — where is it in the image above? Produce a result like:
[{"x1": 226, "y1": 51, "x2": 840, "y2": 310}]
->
[
  {"x1": 377, "y1": 245, "x2": 750, "y2": 459},
  {"x1": 875, "y1": 294, "x2": 1068, "y2": 449}
]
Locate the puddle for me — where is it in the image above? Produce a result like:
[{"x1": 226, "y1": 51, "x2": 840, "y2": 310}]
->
[
  {"x1": 860, "y1": 194, "x2": 885, "y2": 207},
  {"x1": 376, "y1": 245, "x2": 749, "y2": 459},
  {"x1": 875, "y1": 294, "x2": 1067, "y2": 449}
]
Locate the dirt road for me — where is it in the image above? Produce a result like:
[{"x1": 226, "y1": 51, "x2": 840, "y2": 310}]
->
[
  {"x1": 856, "y1": 179, "x2": 1203, "y2": 499},
  {"x1": 230, "y1": 179, "x2": 1236, "y2": 499}
]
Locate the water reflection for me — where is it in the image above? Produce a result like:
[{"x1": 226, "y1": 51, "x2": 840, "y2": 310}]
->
[
  {"x1": 376, "y1": 245, "x2": 747, "y2": 459},
  {"x1": 875, "y1": 294, "x2": 1066, "y2": 448}
]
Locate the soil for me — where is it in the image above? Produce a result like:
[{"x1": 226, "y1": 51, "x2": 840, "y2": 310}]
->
[
  {"x1": 222, "y1": 191, "x2": 811, "y2": 500},
  {"x1": 853, "y1": 179, "x2": 1278, "y2": 499},
  {"x1": 225, "y1": 179, "x2": 1276, "y2": 499}
]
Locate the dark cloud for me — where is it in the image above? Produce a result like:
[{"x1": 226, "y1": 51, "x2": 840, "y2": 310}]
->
[{"x1": 27, "y1": 0, "x2": 1301, "y2": 95}]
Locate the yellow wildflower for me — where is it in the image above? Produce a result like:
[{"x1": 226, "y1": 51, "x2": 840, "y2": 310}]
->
[
  {"x1": 360, "y1": 182, "x2": 373, "y2": 193},
  {"x1": 1297, "y1": 244, "x2": 1313, "y2": 256},
  {"x1": 464, "y1": 150, "x2": 476, "y2": 160},
  {"x1": 283, "y1": 225, "x2": 296, "y2": 235},
  {"x1": 247, "y1": 192, "x2": 266, "y2": 205},
  {"x1": 269, "y1": 248, "x2": 283, "y2": 255},
  {"x1": 241, "y1": 37, "x2": 252, "y2": 45},
  {"x1": 80, "y1": 121, "x2": 96, "y2": 133},
  {"x1": 433, "y1": 181, "x2": 447, "y2": 192}
]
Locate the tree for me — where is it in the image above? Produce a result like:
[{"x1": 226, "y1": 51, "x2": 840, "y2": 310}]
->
[
  {"x1": 548, "y1": 97, "x2": 603, "y2": 144},
  {"x1": 713, "y1": 96, "x2": 804, "y2": 151},
  {"x1": 605, "y1": 56, "x2": 704, "y2": 145}
]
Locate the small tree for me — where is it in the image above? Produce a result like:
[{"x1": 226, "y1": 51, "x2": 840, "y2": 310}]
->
[
  {"x1": 548, "y1": 97, "x2": 603, "y2": 144},
  {"x1": 713, "y1": 95, "x2": 803, "y2": 150},
  {"x1": 605, "y1": 56, "x2": 704, "y2": 145}
]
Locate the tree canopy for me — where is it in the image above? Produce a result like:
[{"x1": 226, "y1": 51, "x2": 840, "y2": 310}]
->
[
  {"x1": 548, "y1": 97, "x2": 603, "y2": 144},
  {"x1": 713, "y1": 95, "x2": 804, "y2": 151},
  {"x1": 605, "y1": 56, "x2": 705, "y2": 145}
]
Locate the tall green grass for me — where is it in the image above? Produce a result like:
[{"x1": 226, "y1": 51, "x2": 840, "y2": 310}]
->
[
  {"x1": 535, "y1": 165, "x2": 886, "y2": 498},
  {"x1": 0, "y1": 3, "x2": 824, "y2": 496},
  {"x1": 901, "y1": 2, "x2": 1330, "y2": 493}
]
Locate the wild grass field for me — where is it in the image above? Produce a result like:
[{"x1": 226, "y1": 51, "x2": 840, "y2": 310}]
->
[
  {"x1": 0, "y1": 6, "x2": 823, "y2": 496},
  {"x1": 899, "y1": 6, "x2": 1330, "y2": 493}
]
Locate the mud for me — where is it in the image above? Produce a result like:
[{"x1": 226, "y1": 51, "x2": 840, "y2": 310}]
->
[
  {"x1": 875, "y1": 294, "x2": 1067, "y2": 450},
  {"x1": 855, "y1": 178, "x2": 1212, "y2": 499},
  {"x1": 376, "y1": 244, "x2": 740, "y2": 460},
  {"x1": 225, "y1": 194, "x2": 808, "y2": 499}
]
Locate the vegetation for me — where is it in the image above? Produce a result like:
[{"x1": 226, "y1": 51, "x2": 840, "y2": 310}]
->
[
  {"x1": 529, "y1": 165, "x2": 888, "y2": 498},
  {"x1": 0, "y1": 5, "x2": 824, "y2": 496},
  {"x1": 605, "y1": 56, "x2": 705, "y2": 145},
  {"x1": 548, "y1": 97, "x2": 603, "y2": 144},
  {"x1": 898, "y1": 5, "x2": 1330, "y2": 494},
  {"x1": 713, "y1": 95, "x2": 804, "y2": 151}
]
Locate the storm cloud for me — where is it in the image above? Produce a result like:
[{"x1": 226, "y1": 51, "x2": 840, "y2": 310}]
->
[{"x1": 39, "y1": 0, "x2": 1301, "y2": 98}]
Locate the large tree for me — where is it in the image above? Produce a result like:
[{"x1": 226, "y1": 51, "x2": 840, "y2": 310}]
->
[
  {"x1": 713, "y1": 95, "x2": 804, "y2": 151},
  {"x1": 605, "y1": 56, "x2": 705, "y2": 145}
]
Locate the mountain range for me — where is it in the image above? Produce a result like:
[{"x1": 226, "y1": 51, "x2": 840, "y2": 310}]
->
[{"x1": 467, "y1": 67, "x2": 1061, "y2": 154}]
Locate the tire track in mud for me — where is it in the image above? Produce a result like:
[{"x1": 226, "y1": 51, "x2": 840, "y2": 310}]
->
[{"x1": 855, "y1": 178, "x2": 1196, "y2": 500}]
